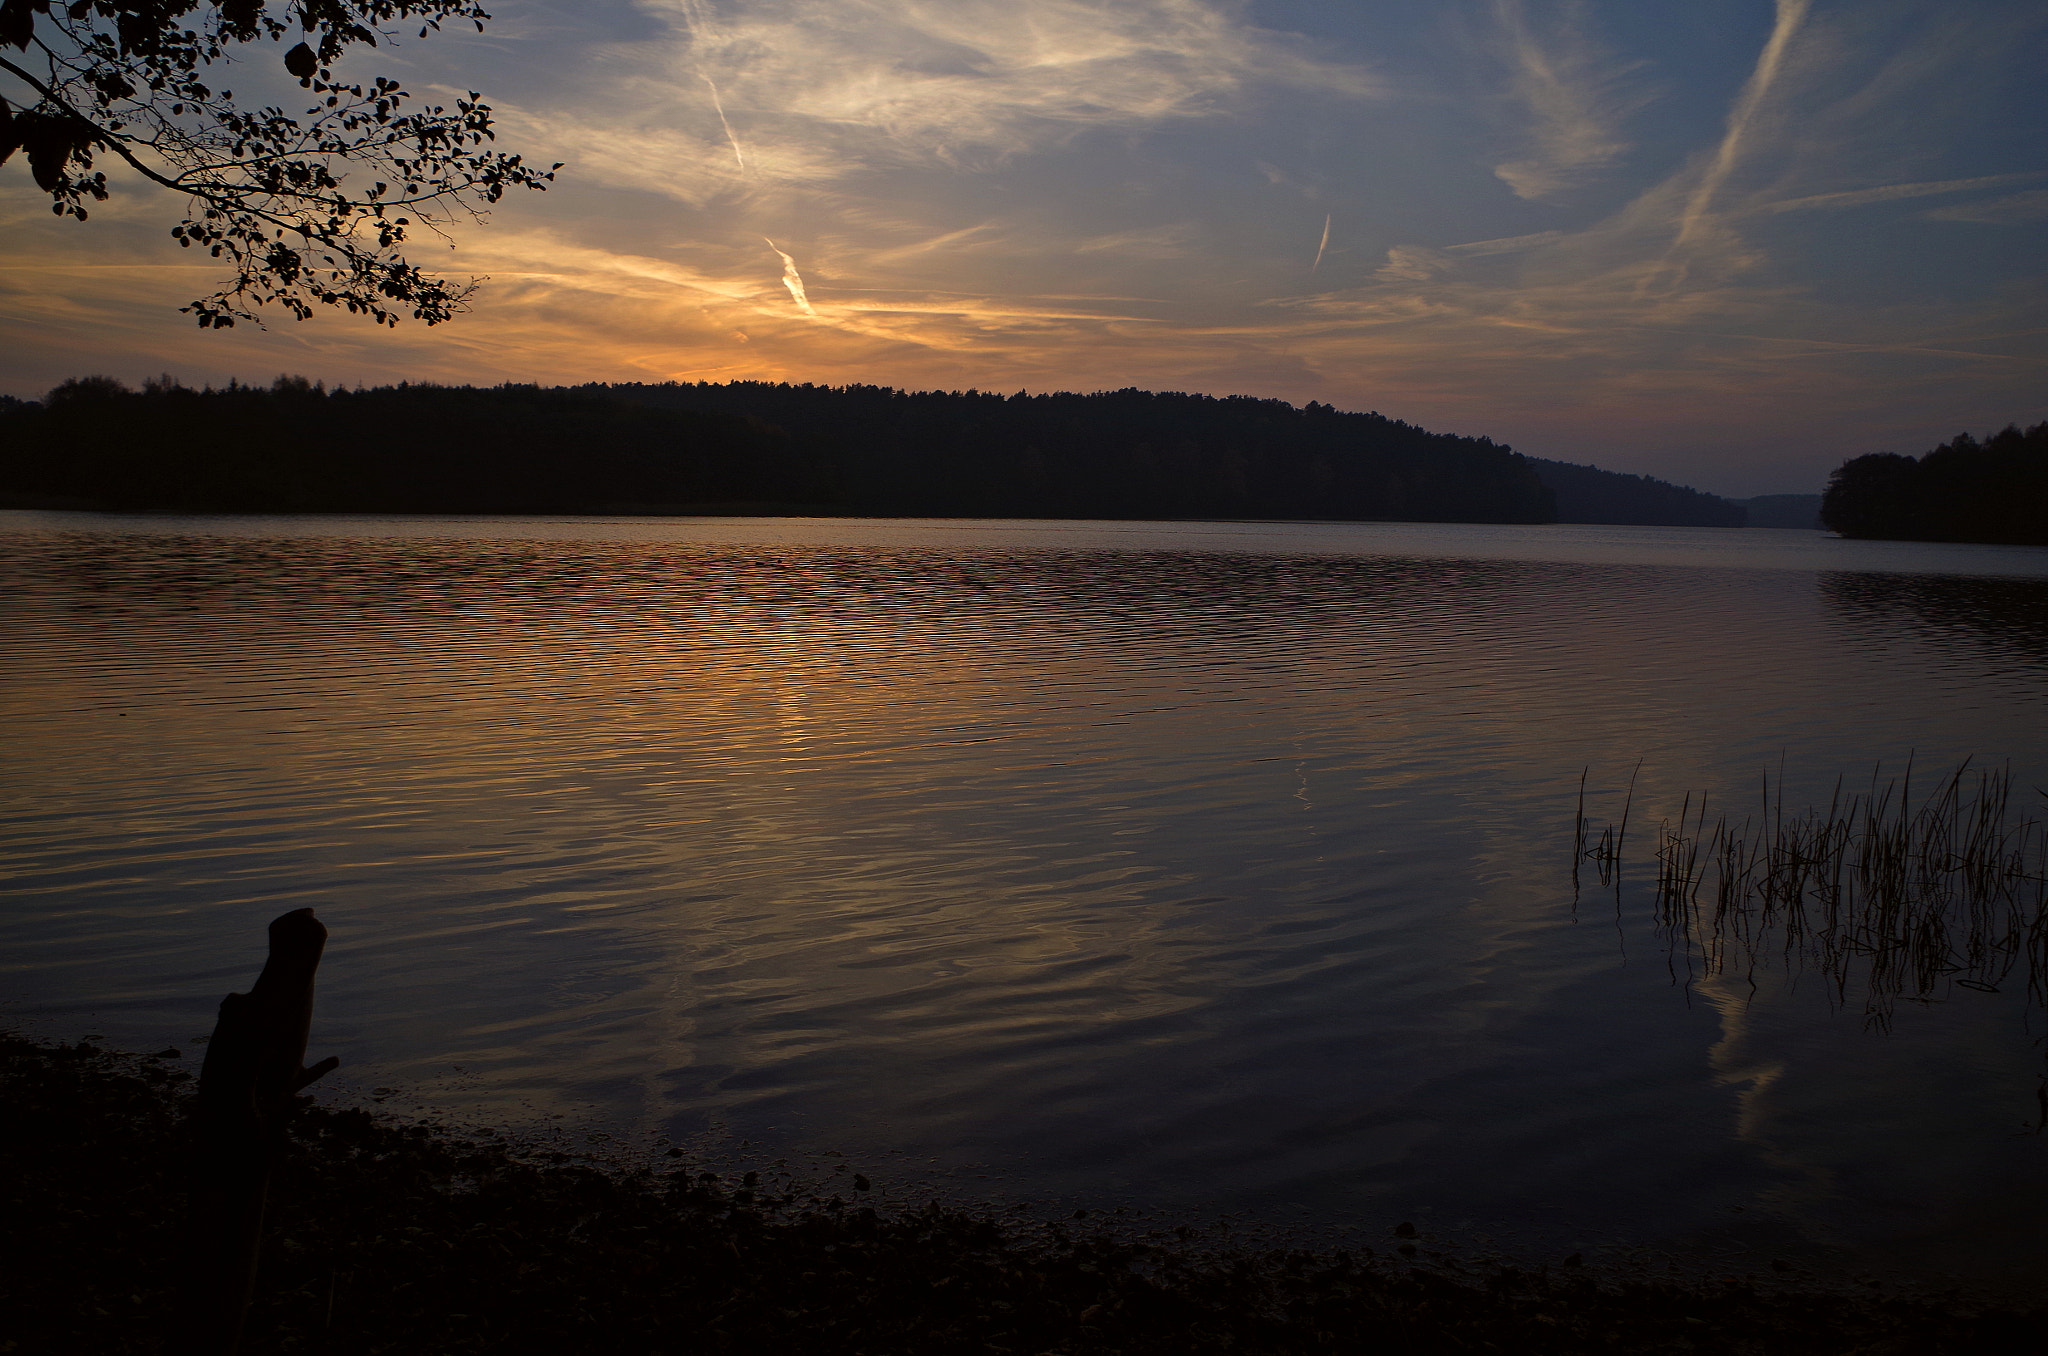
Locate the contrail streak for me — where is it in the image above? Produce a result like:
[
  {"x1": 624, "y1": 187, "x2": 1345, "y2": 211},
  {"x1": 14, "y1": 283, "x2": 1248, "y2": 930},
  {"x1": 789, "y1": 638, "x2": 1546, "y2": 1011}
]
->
[
  {"x1": 703, "y1": 76, "x2": 746, "y2": 173},
  {"x1": 674, "y1": 2, "x2": 746, "y2": 174},
  {"x1": 1672, "y1": 0, "x2": 1810, "y2": 252},
  {"x1": 763, "y1": 238, "x2": 817, "y2": 316},
  {"x1": 1311, "y1": 213, "x2": 1332, "y2": 273}
]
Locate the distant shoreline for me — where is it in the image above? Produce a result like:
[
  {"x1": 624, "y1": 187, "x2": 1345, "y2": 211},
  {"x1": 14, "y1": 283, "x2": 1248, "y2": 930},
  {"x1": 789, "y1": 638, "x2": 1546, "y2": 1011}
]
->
[
  {"x1": 3, "y1": 377, "x2": 1780, "y2": 530},
  {"x1": 0, "y1": 498, "x2": 1819, "y2": 531}
]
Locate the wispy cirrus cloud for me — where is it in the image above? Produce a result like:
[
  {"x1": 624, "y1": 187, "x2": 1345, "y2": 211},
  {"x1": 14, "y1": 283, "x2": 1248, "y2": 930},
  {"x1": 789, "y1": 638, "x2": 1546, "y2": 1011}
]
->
[
  {"x1": 489, "y1": 0, "x2": 1381, "y2": 213},
  {"x1": 1925, "y1": 190, "x2": 2048, "y2": 225},
  {"x1": 595, "y1": 0, "x2": 1379, "y2": 188},
  {"x1": 1287, "y1": 0, "x2": 2046, "y2": 485},
  {"x1": 1663, "y1": 0, "x2": 1815, "y2": 269},
  {"x1": 4, "y1": 1, "x2": 2043, "y2": 498},
  {"x1": 1480, "y1": 0, "x2": 1651, "y2": 202},
  {"x1": 1746, "y1": 173, "x2": 2044, "y2": 216}
]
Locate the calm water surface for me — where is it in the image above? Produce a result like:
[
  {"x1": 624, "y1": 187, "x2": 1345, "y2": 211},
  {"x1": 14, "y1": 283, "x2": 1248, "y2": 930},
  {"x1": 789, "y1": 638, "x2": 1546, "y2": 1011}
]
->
[{"x1": 5, "y1": 512, "x2": 2048, "y2": 1288}]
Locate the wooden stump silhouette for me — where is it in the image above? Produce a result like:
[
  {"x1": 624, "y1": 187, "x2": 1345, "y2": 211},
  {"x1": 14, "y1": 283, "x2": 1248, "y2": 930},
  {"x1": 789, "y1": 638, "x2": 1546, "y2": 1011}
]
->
[{"x1": 188, "y1": 908, "x2": 338, "y2": 1354}]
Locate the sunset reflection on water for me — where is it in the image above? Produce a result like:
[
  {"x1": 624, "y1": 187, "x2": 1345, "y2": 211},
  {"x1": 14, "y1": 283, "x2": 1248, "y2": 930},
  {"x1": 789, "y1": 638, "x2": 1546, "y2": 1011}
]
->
[{"x1": 4, "y1": 512, "x2": 2047, "y2": 1289}]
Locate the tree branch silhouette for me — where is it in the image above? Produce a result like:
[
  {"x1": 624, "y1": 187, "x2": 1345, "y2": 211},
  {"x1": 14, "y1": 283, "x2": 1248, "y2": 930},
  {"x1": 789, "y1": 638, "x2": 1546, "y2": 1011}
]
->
[{"x1": 0, "y1": 1, "x2": 558, "y2": 327}]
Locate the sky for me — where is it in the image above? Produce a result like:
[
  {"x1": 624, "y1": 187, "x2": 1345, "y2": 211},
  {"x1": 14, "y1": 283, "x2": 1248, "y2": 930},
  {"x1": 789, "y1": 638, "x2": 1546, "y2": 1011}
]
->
[{"x1": 3, "y1": 0, "x2": 2044, "y2": 496}]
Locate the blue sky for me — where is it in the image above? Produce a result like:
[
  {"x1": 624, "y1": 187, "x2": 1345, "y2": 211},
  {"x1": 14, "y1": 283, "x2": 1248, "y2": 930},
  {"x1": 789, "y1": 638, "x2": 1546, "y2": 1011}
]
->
[{"x1": 3, "y1": 0, "x2": 2044, "y2": 495}]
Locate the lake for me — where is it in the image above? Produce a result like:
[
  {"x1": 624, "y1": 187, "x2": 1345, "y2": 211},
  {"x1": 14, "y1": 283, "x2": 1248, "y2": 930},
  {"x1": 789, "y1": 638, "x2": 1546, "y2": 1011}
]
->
[{"x1": 5, "y1": 511, "x2": 2047, "y2": 1290}]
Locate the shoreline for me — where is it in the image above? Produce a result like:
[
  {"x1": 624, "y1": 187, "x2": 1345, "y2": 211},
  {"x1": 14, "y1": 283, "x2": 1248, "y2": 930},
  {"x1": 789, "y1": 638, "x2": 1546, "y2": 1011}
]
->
[{"x1": 8, "y1": 1033, "x2": 2041, "y2": 1354}]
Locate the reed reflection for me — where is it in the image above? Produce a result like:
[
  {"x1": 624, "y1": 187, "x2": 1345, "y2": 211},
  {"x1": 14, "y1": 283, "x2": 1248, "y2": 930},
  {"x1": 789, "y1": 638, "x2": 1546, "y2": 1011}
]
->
[{"x1": 1579, "y1": 761, "x2": 2048, "y2": 1028}]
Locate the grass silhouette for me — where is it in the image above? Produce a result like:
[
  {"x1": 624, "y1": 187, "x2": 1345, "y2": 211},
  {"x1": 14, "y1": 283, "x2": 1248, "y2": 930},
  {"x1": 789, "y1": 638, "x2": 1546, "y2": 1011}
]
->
[{"x1": 1580, "y1": 759, "x2": 2048, "y2": 1023}]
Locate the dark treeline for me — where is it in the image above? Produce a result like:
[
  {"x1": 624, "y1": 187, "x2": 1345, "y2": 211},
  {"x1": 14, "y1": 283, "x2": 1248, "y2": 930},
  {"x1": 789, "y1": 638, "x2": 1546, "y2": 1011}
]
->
[
  {"x1": 582, "y1": 380, "x2": 1555, "y2": 522},
  {"x1": 4, "y1": 374, "x2": 1749, "y2": 526},
  {"x1": 0, "y1": 376, "x2": 813, "y2": 514},
  {"x1": 1822, "y1": 424, "x2": 2048, "y2": 545},
  {"x1": 1520, "y1": 456, "x2": 1745, "y2": 527}
]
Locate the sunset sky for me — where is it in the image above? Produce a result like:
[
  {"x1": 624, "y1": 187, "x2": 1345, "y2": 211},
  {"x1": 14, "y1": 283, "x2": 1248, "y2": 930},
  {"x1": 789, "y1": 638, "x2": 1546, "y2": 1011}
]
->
[{"x1": 3, "y1": 0, "x2": 2044, "y2": 496}]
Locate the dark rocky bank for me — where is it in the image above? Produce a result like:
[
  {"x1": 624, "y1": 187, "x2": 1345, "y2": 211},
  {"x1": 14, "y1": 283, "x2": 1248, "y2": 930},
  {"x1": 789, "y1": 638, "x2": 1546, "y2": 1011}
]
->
[{"x1": 4, "y1": 1035, "x2": 2040, "y2": 1355}]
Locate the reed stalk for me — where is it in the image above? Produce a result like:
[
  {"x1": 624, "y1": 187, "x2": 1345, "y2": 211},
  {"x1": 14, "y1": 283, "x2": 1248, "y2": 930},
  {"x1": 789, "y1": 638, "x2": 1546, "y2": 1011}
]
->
[{"x1": 1579, "y1": 760, "x2": 2048, "y2": 1018}]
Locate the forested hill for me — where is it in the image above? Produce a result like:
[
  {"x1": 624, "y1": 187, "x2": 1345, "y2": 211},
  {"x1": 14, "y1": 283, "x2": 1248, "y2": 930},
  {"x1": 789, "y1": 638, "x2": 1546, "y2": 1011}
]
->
[
  {"x1": 0, "y1": 377, "x2": 1556, "y2": 522},
  {"x1": 588, "y1": 381, "x2": 1554, "y2": 523},
  {"x1": 0, "y1": 378, "x2": 807, "y2": 516},
  {"x1": 1821, "y1": 424, "x2": 2048, "y2": 545},
  {"x1": 1522, "y1": 456, "x2": 1745, "y2": 527},
  {"x1": 5, "y1": 376, "x2": 1733, "y2": 527}
]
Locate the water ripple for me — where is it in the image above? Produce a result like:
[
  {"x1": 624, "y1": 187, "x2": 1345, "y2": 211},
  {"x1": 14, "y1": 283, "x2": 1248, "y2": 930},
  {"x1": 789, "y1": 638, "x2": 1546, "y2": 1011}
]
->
[{"x1": 4, "y1": 514, "x2": 2048, "y2": 1285}]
